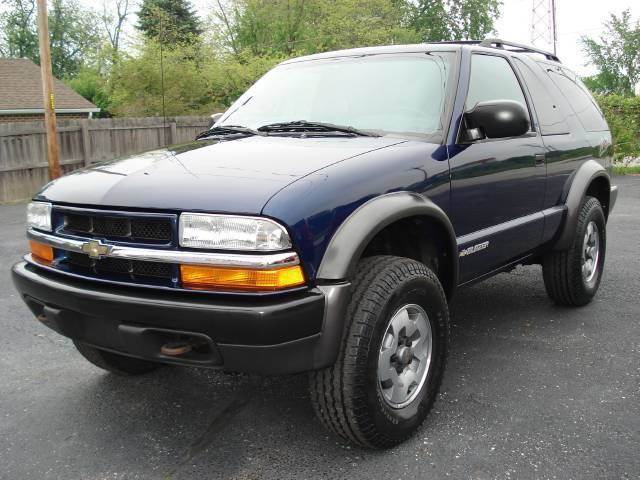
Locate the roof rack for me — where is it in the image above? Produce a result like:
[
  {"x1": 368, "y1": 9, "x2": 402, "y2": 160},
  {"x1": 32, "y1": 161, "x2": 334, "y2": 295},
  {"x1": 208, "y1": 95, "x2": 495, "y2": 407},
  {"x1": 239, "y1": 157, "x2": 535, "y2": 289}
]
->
[
  {"x1": 422, "y1": 38, "x2": 561, "y2": 62},
  {"x1": 479, "y1": 38, "x2": 561, "y2": 63},
  {"x1": 423, "y1": 40, "x2": 482, "y2": 45}
]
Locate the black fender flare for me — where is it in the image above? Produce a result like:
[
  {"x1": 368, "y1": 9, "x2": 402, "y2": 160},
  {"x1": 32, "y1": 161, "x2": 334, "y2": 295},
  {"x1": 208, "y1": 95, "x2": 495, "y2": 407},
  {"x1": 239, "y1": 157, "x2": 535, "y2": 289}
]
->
[
  {"x1": 317, "y1": 191, "x2": 458, "y2": 294},
  {"x1": 554, "y1": 159, "x2": 611, "y2": 250},
  {"x1": 310, "y1": 192, "x2": 458, "y2": 369}
]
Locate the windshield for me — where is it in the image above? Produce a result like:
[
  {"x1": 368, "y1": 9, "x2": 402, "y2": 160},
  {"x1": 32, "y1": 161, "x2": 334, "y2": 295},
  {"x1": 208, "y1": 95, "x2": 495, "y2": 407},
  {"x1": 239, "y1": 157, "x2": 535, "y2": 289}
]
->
[{"x1": 219, "y1": 52, "x2": 454, "y2": 138}]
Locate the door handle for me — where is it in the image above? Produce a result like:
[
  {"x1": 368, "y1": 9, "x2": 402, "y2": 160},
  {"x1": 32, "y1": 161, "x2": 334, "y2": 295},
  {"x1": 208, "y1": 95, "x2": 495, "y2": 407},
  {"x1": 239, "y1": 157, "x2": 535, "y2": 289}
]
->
[{"x1": 534, "y1": 153, "x2": 546, "y2": 166}]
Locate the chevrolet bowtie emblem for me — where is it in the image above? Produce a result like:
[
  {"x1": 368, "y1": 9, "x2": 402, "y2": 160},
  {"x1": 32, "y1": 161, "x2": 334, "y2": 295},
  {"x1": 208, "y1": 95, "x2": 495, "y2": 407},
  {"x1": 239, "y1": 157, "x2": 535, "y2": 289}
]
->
[{"x1": 81, "y1": 240, "x2": 112, "y2": 259}]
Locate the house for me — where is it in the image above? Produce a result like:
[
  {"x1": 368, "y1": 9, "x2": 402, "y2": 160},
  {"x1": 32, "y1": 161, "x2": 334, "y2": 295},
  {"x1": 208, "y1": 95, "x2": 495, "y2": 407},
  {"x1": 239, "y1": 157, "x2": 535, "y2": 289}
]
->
[{"x1": 0, "y1": 58, "x2": 99, "y2": 123}]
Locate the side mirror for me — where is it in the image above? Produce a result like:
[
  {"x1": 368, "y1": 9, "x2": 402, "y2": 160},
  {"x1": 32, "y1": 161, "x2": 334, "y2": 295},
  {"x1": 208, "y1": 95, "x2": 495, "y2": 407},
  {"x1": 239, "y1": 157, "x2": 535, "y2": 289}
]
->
[
  {"x1": 462, "y1": 100, "x2": 530, "y2": 141},
  {"x1": 209, "y1": 112, "x2": 224, "y2": 129}
]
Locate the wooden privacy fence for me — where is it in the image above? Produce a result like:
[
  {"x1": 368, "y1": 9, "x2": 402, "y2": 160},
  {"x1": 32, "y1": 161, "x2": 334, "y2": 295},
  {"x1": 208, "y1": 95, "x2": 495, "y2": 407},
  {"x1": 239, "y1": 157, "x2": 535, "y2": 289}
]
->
[{"x1": 0, "y1": 116, "x2": 210, "y2": 203}]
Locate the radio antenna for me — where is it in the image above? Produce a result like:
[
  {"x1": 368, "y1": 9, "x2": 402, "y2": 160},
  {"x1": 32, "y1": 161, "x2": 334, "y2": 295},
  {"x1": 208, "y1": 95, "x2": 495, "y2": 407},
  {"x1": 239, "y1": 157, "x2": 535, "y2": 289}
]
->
[{"x1": 159, "y1": 14, "x2": 167, "y2": 146}]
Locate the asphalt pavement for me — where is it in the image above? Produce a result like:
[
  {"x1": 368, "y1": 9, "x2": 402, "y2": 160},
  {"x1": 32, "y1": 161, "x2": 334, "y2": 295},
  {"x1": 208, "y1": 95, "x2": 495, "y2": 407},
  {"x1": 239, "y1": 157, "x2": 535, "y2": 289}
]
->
[{"x1": 1, "y1": 176, "x2": 639, "y2": 480}]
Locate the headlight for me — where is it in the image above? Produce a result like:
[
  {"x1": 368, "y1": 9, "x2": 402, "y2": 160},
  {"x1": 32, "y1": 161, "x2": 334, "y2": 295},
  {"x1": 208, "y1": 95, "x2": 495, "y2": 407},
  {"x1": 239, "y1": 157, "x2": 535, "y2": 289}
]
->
[
  {"x1": 27, "y1": 201, "x2": 52, "y2": 232},
  {"x1": 179, "y1": 214, "x2": 292, "y2": 251}
]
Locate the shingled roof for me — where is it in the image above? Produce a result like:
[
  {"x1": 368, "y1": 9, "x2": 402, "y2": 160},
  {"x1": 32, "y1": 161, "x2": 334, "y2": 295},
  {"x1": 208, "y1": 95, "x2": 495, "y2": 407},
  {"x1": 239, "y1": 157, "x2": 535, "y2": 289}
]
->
[{"x1": 0, "y1": 58, "x2": 99, "y2": 113}]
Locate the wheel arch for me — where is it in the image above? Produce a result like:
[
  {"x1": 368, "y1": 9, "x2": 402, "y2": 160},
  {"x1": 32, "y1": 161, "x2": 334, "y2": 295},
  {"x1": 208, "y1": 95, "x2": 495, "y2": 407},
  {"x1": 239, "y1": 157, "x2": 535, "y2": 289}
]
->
[
  {"x1": 316, "y1": 192, "x2": 458, "y2": 300},
  {"x1": 554, "y1": 159, "x2": 611, "y2": 250}
]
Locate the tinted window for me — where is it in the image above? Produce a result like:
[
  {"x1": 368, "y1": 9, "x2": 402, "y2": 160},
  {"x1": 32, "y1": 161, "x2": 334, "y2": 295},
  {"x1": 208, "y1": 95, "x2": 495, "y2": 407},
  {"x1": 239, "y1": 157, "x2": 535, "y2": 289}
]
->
[
  {"x1": 544, "y1": 65, "x2": 608, "y2": 132},
  {"x1": 466, "y1": 54, "x2": 529, "y2": 118},
  {"x1": 513, "y1": 58, "x2": 569, "y2": 135}
]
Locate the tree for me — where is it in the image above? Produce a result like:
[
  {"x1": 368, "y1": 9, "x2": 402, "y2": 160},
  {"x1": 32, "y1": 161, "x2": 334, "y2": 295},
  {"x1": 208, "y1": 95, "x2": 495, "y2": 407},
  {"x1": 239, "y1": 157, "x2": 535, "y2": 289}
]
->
[
  {"x1": 448, "y1": 0, "x2": 501, "y2": 40},
  {"x1": 409, "y1": 0, "x2": 501, "y2": 41},
  {"x1": 0, "y1": 0, "x2": 103, "y2": 78},
  {"x1": 581, "y1": 9, "x2": 640, "y2": 96},
  {"x1": 137, "y1": 0, "x2": 202, "y2": 45},
  {"x1": 102, "y1": 0, "x2": 131, "y2": 58},
  {"x1": 0, "y1": 0, "x2": 39, "y2": 60},
  {"x1": 215, "y1": 0, "x2": 501, "y2": 58},
  {"x1": 210, "y1": 0, "x2": 241, "y2": 56},
  {"x1": 110, "y1": 40, "x2": 210, "y2": 116},
  {"x1": 406, "y1": 0, "x2": 449, "y2": 41},
  {"x1": 310, "y1": 0, "x2": 418, "y2": 53},
  {"x1": 48, "y1": 0, "x2": 103, "y2": 78},
  {"x1": 224, "y1": 0, "x2": 418, "y2": 57},
  {"x1": 66, "y1": 67, "x2": 112, "y2": 116}
]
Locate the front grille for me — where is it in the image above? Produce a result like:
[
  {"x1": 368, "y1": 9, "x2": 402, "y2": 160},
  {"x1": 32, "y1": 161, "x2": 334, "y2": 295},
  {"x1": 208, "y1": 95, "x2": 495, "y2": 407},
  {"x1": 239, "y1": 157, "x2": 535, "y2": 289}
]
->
[
  {"x1": 66, "y1": 251, "x2": 173, "y2": 282},
  {"x1": 44, "y1": 207, "x2": 178, "y2": 287},
  {"x1": 63, "y1": 212, "x2": 173, "y2": 244}
]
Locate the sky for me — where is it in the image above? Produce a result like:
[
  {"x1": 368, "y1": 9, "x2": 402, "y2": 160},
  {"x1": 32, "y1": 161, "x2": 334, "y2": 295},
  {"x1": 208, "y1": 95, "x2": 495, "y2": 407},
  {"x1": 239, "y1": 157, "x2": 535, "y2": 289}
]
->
[
  {"x1": 2, "y1": 0, "x2": 637, "y2": 77},
  {"x1": 192, "y1": 0, "x2": 638, "y2": 76},
  {"x1": 494, "y1": 0, "x2": 638, "y2": 76}
]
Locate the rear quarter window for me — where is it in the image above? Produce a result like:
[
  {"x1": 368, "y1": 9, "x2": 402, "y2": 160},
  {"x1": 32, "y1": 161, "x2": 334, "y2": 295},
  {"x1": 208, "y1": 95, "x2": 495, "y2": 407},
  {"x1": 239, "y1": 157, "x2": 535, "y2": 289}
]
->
[
  {"x1": 539, "y1": 63, "x2": 608, "y2": 132},
  {"x1": 513, "y1": 58, "x2": 569, "y2": 135}
]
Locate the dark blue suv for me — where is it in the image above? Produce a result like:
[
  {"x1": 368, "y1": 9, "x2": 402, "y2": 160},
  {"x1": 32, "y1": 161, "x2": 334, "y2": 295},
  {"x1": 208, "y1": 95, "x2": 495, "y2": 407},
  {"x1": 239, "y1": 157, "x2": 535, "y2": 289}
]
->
[{"x1": 13, "y1": 39, "x2": 618, "y2": 448}]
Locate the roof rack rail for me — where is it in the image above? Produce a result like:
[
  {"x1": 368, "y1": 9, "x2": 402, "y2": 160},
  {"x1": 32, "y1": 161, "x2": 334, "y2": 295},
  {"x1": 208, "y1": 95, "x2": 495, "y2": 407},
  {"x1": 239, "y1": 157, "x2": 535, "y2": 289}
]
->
[
  {"x1": 423, "y1": 40, "x2": 482, "y2": 45},
  {"x1": 479, "y1": 38, "x2": 561, "y2": 63}
]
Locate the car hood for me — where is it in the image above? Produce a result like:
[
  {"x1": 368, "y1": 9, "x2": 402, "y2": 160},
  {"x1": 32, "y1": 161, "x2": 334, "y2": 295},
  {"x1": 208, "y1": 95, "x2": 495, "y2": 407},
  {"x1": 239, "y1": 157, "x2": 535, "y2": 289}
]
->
[{"x1": 36, "y1": 136, "x2": 405, "y2": 214}]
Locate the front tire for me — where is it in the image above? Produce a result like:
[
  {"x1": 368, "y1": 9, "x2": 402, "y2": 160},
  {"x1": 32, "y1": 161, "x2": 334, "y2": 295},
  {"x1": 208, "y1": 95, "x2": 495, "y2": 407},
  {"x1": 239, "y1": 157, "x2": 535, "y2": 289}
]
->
[
  {"x1": 543, "y1": 196, "x2": 606, "y2": 306},
  {"x1": 309, "y1": 256, "x2": 450, "y2": 448},
  {"x1": 73, "y1": 341, "x2": 161, "y2": 376}
]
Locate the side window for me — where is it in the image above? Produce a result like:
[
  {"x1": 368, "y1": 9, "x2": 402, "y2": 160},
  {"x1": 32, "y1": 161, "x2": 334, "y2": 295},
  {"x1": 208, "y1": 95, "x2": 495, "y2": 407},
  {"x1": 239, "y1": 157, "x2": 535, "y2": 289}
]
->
[
  {"x1": 513, "y1": 58, "x2": 569, "y2": 135},
  {"x1": 543, "y1": 65, "x2": 608, "y2": 132},
  {"x1": 466, "y1": 54, "x2": 529, "y2": 119}
]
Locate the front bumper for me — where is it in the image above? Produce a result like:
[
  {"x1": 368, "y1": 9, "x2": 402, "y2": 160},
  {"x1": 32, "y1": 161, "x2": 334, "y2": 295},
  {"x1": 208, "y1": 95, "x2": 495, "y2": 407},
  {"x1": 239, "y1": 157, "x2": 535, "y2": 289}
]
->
[{"x1": 12, "y1": 261, "x2": 350, "y2": 374}]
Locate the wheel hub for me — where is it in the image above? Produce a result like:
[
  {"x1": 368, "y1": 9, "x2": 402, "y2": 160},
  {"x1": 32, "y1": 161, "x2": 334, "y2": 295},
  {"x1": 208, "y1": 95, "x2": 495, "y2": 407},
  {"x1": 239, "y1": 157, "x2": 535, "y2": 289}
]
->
[
  {"x1": 377, "y1": 304, "x2": 433, "y2": 409},
  {"x1": 395, "y1": 345, "x2": 414, "y2": 367},
  {"x1": 581, "y1": 220, "x2": 600, "y2": 285}
]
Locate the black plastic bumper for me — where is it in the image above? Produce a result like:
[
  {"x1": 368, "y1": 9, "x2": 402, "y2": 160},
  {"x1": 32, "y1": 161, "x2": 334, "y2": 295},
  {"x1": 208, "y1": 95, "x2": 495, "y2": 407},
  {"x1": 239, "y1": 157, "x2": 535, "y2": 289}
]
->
[{"x1": 11, "y1": 261, "x2": 347, "y2": 375}]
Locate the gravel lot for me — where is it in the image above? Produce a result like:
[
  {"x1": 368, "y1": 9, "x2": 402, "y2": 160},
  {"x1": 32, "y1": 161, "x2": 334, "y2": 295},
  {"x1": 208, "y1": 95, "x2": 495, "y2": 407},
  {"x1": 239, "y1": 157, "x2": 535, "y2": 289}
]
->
[{"x1": 1, "y1": 176, "x2": 639, "y2": 480}]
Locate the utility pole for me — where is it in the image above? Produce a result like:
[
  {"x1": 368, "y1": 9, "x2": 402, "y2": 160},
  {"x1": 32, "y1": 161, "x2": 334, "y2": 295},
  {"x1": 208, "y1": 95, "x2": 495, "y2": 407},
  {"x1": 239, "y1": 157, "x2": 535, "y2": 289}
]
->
[
  {"x1": 36, "y1": 0, "x2": 61, "y2": 180},
  {"x1": 531, "y1": 0, "x2": 557, "y2": 55}
]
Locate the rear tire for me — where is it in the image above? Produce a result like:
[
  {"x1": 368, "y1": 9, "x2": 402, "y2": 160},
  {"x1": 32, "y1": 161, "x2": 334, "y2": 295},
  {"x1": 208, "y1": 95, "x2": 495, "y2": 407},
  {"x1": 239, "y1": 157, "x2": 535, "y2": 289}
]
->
[
  {"x1": 309, "y1": 256, "x2": 450, "y2": 449},
  {"x1": 543, "y1": 196, "x2": 606, "y2": 306},
  {"x1": 73, "y1": 341, "x2": 161, "y2": 376}
]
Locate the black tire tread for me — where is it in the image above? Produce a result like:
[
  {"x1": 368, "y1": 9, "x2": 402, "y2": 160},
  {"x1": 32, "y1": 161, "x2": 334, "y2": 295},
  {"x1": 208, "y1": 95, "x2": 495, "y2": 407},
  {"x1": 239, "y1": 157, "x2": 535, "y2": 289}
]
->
[
  {"x1": 543, "y1": 196, "x2": 605, "y2": 306},
  {"x1": 309, "y1": 256, "x2": 449, "y2": 448}
]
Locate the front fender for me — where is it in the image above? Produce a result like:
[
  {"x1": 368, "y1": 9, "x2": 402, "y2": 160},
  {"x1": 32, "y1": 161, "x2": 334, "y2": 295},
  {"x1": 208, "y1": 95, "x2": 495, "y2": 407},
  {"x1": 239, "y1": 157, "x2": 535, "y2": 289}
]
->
[{"x1": 317, "y1": 191, "x2": 458, "y2": 292}]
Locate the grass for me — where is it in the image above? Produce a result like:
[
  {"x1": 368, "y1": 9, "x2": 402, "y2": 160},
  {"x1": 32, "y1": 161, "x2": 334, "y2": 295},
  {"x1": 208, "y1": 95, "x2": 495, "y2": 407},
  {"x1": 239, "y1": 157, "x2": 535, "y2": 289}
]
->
[{"x1": 613, "y1": 165, "x2": 640, "y2": 175}]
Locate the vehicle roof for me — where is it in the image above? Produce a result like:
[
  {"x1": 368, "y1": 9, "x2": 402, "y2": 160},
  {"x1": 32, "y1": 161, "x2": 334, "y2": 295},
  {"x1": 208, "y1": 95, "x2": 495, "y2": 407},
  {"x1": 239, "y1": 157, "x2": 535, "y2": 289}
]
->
[{"x1": 280, "y1": 41, "x2": 563, "y2": 66}]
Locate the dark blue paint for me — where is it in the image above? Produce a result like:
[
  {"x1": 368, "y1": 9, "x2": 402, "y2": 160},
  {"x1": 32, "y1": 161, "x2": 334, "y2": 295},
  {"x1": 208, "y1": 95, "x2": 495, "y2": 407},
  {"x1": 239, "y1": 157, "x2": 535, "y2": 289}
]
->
[
  {"x1": 263, "y1": 142, "x2": 450, "y2": 280},
  {"x1": 37, "y1": 136, "x2": 403, "y2": 214},
  {"x1": 34, "y1": 43, "x2": 613, "y2": 291}
]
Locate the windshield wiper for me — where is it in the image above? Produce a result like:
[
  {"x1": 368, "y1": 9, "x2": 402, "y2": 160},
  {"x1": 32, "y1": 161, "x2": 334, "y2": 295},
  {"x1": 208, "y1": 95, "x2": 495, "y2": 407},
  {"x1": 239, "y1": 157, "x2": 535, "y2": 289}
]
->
[
  {"x1": 257, "y1": 120, "x2": 379, "y2": 137},
  {"x1": 196, "y1": 124, "x2": 265, "y2": 140}
]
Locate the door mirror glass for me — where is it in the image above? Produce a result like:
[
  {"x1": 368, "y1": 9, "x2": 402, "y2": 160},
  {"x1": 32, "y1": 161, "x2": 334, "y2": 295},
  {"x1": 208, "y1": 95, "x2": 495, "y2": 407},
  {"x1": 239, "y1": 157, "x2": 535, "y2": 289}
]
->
[{"x1": 462, "y1": 100, "x2": 530, "y2": 141}]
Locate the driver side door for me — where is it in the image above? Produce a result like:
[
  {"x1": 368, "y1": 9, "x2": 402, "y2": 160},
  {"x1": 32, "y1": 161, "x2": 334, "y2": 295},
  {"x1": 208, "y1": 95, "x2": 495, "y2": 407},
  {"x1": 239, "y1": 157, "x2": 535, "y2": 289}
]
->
[{"x1": 449, "y1": 53, "x2": 547, "y2": 283}]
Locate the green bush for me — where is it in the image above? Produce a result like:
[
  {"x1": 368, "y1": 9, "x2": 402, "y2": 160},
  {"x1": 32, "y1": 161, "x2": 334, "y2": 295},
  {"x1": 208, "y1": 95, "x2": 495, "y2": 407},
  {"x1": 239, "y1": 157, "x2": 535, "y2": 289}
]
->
[
  {"x1": 595, "y1": 95, "x2": 640, "y2": 161},
  {"x1": 66, "y1": 68, "x2": 112, "y2": 117},
  {"x1": 108, "y1": 41, "x2": 282, "y2": 117}
]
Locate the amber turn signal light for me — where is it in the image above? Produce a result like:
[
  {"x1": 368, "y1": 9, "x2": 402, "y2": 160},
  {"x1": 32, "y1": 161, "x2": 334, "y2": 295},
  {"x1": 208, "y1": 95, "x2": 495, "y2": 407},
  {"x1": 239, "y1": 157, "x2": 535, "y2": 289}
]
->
[
  {"x1": 29, "y1": 240, "x2": 54, "y2": 264},
  {"x1": 180, "y1": 264, "x2": 305, "y2": 291}
]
